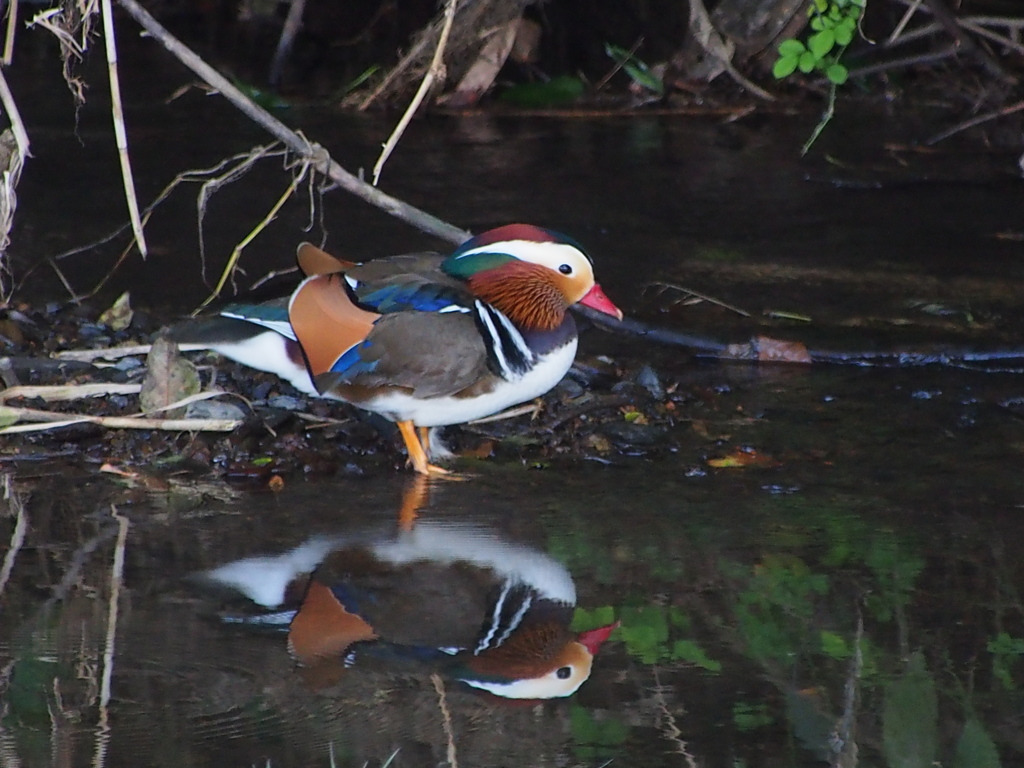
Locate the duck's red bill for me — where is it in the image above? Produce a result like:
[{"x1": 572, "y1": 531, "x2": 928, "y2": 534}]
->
[
  {"x1": 578, "y1": 621, "x2": 620, "y2": 654},
  {"x1": 579, "y1": 283, "x2": 624, "y2": 321}
]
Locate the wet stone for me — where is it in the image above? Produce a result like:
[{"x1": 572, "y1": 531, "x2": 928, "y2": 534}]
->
[
  {"x1": 634, "y1": 364, "x2": 665, "y2": 400},
  {"x1": 599, "y1": 421, "x2": 668, "y2": 447},
  {"x1": 185, "y1": 400, "x2": 248, "y2": 421},
  {"x1": 266, "y1": 395, "x2": 305, "y2": 411}
]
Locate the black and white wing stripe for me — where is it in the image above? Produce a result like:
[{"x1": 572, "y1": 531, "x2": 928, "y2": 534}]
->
[{"x1": 473, "y1": 300, "x2": 535, "y2": 379}]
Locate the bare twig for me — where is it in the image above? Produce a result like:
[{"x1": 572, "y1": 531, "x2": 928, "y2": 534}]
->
[
  {"x1": 0, "y1": 382, "x2": 142, "y2": 403},
  {"x1": 926, "y1": 99, "x2": 1024, "y2": 145},
  {"x1": 56, "y1": 344, "x2": 155, "y2": 361},
  {"x1": 0, "y1": 401, "x2": 241, "y2": 434},
  {"x1": 115, "y1": 0, "x2": 469, "y2": 246},
  {"x1": 196, "y1": 162, "x2": 308, "y2": 310},
  {"x1": 372, "y1": 0, "x2": 457, "y2": 186},
  {"x1": 920, "y1": 0, "x2": 1014, "y2": 82},
  {"x1": 888, "y1": 0, "x2": 925, "y2": 44},
  {"x1": 358, "y1": 30, "x2": 436, "y2": 110},
  {"x1": 269, "y1": 0, "x2": 307, "y2": 86},
  {"x1": 845, "y1": 45, "x2": 958, "y2": 80},
  {"x1": 648, "y1": 281, "x2": 751, "y2": 317},
  {"x1": 2, "y1": 0, "x2": 17, "y2": 65},
  {"x1": 594, "y1": 36, "x2": 644, "y2": 91},
  {"x1": 0, "y1": 475, "x2": 27, "y2": 604},
  {"x1": 960, "y1": 19, "x2": 1024, "y2": 56},
  {"x1": 101, "y1": 0, "x2": 147, "y2": 256},
  {"x1": 93, "y1": 506, "x2": 128, "y2": 768}
]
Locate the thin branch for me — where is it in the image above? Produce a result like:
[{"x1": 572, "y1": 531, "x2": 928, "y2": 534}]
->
[
  {"x1": 93, "y1": 506, "x2": 128, "y2": 768},
  {"x1": 114, "y1": 0, "x2": 470, "y2": 247},
  {"x1": 0, "y1": 383, "x2": 141, "y2": 403},
  {"x1": 196, "y1": 163, "x2": 308, "y2": 310},
  {"x1": 2, "y1": 0, "x2": 17, "y2": 65},
  {"x1": 920, "y1": 0, "x2": 1014, "y2": 82},
  {"x1": 269, "y1": 0, "x2": 307, "y2": 87},
  {"x1": 358, "y1": 27, "x2": 436, "y2": 110},
  {"x1": 0, "y1": 402, "x2": 241, "y2": 434},
  {"x1": 926, "y1": 99, "x2": 1024, "y2": 145},
  {"x1": 372, "y1": 0, "x2": 457, "y2": 186},
  {"x1": 888, "y1": 0, "x2": 925, "y2": 44},
  {"x1": 0, "y1": 475, "x2": 27, "y2": 604},
  {"x1": 101, "y1": 0, "x2": 148, "y2": 256},
  {"x1": 845, "y1": 45, "x2": 958, "y2": 80},
  {"x1": 960, "y1": 19, "x2": 1024, "y2": 56}
]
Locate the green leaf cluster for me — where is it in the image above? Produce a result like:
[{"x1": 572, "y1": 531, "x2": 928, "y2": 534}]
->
[
  {"x1": 733, "y1": 701, "x2": 774, "y2": 731},
  {"x1": 772, "y1": 0, "x2": 865, "y2": 85},
  {"x1": 570, "y1": 705, "x2": 629, "y2": 762},
  {"x1": 598, "y1": 605, "x2": 722, "y2": 671},
  {"x1": 987, "y1": 632, "x2": 1024, "y2": 690}
]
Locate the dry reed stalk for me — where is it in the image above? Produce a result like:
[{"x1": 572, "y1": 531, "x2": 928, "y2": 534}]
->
[
  {"x1": 101, "y1": 0, "x2": 148, "y2": 257},
  {"x1": 2, "y1": 0, "x2": 17, "y2": 64}
]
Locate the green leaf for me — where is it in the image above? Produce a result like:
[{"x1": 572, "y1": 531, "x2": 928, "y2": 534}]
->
[
  {"x1": 820, "y1": 630, "x2": 851, "y2": 659},
  {"x1": 778, "y1": 39, "x2": 806, "y2": 56},
  {"x1": 798, "y1": 51, "x2": 817, "y2": 73},
  {"x1": 814, "y1": 0, "x2": 828, "y2": 11},
  {"x1": 810, "y1": 17, "x2": 824, "y2": 30},
  {"x1": 835, "y1": 24, "x2": 854, "y2": 45},
  {"x1": 605, "y1": 43, "x2": 663, "y2": 94},
  {"x1": 808, "y1": 29, "x2": 836, "y2": 58},
  {"x1": 773, "y1": 55, "x2": 799, "y2": 79},
  {"x1": 499, "y1": 75, "x2": 585, "y2": 107},
  {"x1": 826, "y1": 63, "x2": 849, "y2": 84},
  {"x1": 733, "y1": 702, "x2": 773, "y2": 731},
  {"x1": 671, "y1": 639, "x2": 722, "y2": 672}
]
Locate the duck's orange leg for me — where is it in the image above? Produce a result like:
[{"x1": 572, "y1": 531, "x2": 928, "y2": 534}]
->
[
  {"x1": 398, "y1": 474, "x2": 430, "y2": 531},
  {"x1": 397, "y1": 420, "x2": 449, "y2": 476}
]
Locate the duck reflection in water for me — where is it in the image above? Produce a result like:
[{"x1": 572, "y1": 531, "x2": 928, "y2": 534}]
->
[{"x1": 201, "y1": 495, "x2": 616, "y2": 700}]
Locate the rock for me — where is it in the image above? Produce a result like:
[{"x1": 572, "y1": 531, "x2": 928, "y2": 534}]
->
[
  {"x1": 184, "y1": 399, "x2": 247, "y2": 421},
  {"x1": 599, "y1": 421, "x2": 668, "y2": 447}
]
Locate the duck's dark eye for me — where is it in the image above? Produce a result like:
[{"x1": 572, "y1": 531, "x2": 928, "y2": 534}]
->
[
  {"x1": 556, "y1": 666, "x2": 572, "y2": 679},
  {"x1": 558, "y1": 264, "x2": 573, "y2": 275}
]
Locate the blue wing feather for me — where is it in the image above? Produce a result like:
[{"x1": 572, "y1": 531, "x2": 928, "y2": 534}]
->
[
  {"x1": 353, "y1": 282, "x2": 472, "y2": 314},
  {"x1": 330, "y1": 340, "x2": 379, "y2": 377}
]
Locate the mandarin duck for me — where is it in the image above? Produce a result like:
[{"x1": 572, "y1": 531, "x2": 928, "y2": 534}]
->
[
  {"x1": 171, "y1": 224, "x2": 622, "y2": 474},
  {"x1": 203, "y1": 522, "x2": 618, "y2": 699}
]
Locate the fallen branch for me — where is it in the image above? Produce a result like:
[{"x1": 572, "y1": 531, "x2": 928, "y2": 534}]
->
[
  {"x1": 115, "y1": 0, "x2": 470, "y2": 247},
  {"x1": 55, "y1": 343, "x2": 205, "y2": 362},
  {"x1": 0, "y1": 382, "x2": 141, "y2": 403},
  {"x1": 0, "y1": 388, "x2": 243, "y2": 434},
  {"x1": 0, "y1": 406, "x2": 241, "y2": 433}
]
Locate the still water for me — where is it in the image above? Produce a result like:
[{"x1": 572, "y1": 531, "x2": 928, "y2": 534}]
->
[{"x1": 3, "y1": 31, "x2": 1024, "y2": 768}]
